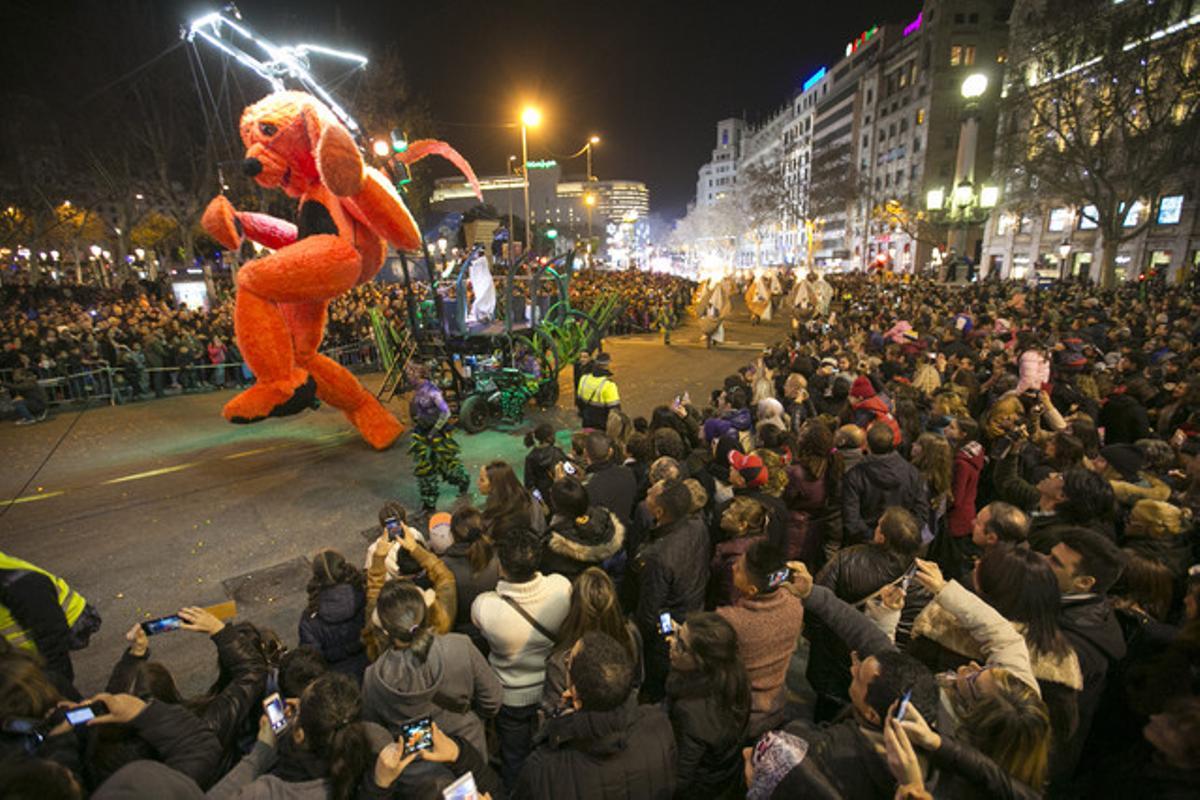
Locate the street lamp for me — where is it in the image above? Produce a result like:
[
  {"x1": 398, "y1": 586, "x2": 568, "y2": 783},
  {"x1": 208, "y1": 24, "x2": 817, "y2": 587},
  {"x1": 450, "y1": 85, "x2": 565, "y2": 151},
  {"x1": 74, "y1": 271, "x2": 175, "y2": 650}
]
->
[
  {"x1": 586, "y1": 135, "x2": 600, "y2": 181},
  {"x1": 584, "y1": 192, "x2": 597, "y2": 239},
  {"x1": 372, "y1": 139, "x2": 390, "y2": 158},
  {"x1": 519, "y1": 106, "x2": 541, "y2": 255}
]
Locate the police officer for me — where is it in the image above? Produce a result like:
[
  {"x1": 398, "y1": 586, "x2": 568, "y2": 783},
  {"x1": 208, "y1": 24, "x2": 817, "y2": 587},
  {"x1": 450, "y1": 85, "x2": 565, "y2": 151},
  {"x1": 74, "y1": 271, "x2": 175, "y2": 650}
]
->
[
  {"x1": 576, "y1": 351, "x2": 621, "y2": 430},
  {"x1": 0, "y1": 550, "x2": 98, "y2": 697}
]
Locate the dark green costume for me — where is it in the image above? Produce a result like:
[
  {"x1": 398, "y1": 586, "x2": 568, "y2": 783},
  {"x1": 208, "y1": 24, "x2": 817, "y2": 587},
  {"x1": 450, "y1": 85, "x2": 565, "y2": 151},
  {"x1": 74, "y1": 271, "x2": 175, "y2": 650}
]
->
[{"x1": 408, "y1": 379, "x2": 469, "y2": 510}]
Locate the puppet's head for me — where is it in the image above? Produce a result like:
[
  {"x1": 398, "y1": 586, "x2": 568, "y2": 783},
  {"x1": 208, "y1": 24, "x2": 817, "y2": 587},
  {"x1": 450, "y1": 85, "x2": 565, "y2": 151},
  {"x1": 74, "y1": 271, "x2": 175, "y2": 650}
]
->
[{"x1": 239, "y1": 91, "x2": 335, "y2": 198}]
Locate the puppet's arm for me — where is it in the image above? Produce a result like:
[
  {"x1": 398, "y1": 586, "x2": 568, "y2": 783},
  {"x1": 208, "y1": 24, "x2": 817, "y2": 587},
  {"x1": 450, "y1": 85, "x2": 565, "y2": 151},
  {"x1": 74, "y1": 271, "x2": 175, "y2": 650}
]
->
[{"x1": 202, "y1": 196, "x2": 298, "y2": 252}]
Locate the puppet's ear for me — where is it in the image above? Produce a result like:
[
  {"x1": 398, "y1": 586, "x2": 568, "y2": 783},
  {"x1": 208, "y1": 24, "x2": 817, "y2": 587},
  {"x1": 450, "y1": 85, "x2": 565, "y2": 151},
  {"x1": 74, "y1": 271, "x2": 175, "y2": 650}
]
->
[
  {"x1": 300, "y1": 104, "x2": 324, "y2": 151},
  {"x1": 316, "y1": 117, "x2": 364, "y2": 197}
]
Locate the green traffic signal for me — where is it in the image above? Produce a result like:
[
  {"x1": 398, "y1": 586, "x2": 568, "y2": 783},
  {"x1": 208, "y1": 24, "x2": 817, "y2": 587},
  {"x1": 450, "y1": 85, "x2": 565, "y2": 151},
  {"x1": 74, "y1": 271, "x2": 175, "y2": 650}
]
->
[{"x1": 545, "y1": 228, "x2": 558, "y2": 240}]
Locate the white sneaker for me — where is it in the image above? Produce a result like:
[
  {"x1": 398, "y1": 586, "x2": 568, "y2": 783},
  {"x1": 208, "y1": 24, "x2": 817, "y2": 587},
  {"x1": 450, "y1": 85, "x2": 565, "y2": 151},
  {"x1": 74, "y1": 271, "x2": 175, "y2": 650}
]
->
[{"x1": 15, "y1": 418, "x2": 36, "y2": 426}]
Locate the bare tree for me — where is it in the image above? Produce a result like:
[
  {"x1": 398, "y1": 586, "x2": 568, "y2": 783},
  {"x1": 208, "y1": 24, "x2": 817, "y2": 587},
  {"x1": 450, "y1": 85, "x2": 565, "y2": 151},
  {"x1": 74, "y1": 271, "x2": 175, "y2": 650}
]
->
[{"x1": 998, "y1": 0, "x2": 1200, "y2": 287}]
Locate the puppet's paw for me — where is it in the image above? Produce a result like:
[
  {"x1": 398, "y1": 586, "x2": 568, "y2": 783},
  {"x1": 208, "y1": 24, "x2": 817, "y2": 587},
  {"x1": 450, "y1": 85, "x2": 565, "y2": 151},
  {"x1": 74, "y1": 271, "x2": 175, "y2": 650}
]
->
[{"x1": 224, "y1": 372, "x2": 316, "y2": 423}]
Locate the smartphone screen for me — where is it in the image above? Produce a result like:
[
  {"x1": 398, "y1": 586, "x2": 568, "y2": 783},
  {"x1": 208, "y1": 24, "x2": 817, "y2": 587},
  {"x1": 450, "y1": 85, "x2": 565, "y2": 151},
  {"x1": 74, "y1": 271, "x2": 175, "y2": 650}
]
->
[
  {"x1": 658, "y1": 611, "x2": 673, "y2": 635},
  {"x1": 64, "y1": 701, "x2": 108, "y2": 727},
  {"x1": 442, "y1": 771, "x2": 479, "y2": 800},
  {"x1": 400, "y1": 716, "x2": 434, "y2": 756},
  {"x1": 562, "y1": 461, "x2": 578, "y2": 476},
  {"x1": 531, "y1": 488, "x2": 543, "y2": 503},
  {"x1": 385, "y1": 517, "x2": 401, "y2": 541},
  {"x1": 899, "y1": 562, "x2": 919, "y2": 592},
  {"x1": 141, "y1": 615, "x2": 183, "y2": 636},
  {"x1": 895, "y1": 688, "x2": 913, "y2": 722},
  {"x1": 263, "y1": 692, "x2": 289, "y2": 734}
]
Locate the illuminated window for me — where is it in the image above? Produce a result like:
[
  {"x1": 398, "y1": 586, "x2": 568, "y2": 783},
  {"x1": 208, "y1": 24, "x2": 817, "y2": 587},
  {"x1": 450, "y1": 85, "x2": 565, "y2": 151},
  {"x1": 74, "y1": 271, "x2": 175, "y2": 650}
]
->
[
  {"x1": 997, "y1": 214, "x2": 1014, "y2": 236},
  {"x1": 950, "y1": 46, "x2": 963, "y2": 66},
  {"x1": 963, "y1": 46, "x2": 976, "y2": 66},
  {"x1": 1158, "y1": 195, "x2": 1184, "y2": 224},
  {"x1": 1122, "y1": 200, "x2": 1145, "y2": 227},
  {"x1": 1048, "y1": 208, "x2": 1070, "y2": 232},
  {"x1": 916, "y1": 108, "x2": 925, "y2": 125},
  {"x1": 1079, "y1": 205, "x2": 1099, "y2": 229},
  {"x1": 997, "y1": 47, "x2": 1008, "y2": 64}
]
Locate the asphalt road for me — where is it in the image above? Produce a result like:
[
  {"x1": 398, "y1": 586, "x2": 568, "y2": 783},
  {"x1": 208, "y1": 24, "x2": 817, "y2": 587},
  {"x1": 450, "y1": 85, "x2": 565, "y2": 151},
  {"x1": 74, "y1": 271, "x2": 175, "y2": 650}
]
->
[{"x1": 0, "y1": 296, "x2": 792, "y2": 695}]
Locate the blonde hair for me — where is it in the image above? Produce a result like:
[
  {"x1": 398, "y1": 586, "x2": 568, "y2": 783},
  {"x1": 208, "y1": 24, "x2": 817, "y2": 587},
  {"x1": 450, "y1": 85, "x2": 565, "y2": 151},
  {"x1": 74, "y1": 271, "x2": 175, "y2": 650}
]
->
[
  {"x1": 720, "y1": 496, "x2": 767, "y2": 538},
  {"x1": 912, "y1": 363, "x2": 942, "y2": 396},
  {"x1": 955, "y1": 668, "x2": 1051, "y2": 789}
]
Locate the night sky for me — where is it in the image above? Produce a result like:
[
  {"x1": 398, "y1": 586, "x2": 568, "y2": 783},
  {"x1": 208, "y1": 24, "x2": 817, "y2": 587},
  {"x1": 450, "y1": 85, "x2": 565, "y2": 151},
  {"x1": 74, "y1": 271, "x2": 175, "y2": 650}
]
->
[{"x1": 5, "y1": 0, "x2": 919, "y2": 222}]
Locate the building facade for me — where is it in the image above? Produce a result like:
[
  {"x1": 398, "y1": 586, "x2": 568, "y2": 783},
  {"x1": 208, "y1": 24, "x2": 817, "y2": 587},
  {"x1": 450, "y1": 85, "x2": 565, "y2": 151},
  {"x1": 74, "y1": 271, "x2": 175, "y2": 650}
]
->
[
  {"x1": 686, "y1": 0, "x2": 1012, "y2": 273},
  {"x1": 980, "y1": 0, "x2": 1200, "y2": 284},
  {"x1": 695, "y1": 118, "x2": 746, "y2": 208}
]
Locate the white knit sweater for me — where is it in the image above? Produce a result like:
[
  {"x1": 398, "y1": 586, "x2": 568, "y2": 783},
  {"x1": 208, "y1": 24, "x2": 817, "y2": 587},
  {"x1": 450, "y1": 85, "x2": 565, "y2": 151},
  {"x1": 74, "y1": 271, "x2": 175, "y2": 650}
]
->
[{"x1": 471, "y1": 572, "x2": 572, "y2": 707}]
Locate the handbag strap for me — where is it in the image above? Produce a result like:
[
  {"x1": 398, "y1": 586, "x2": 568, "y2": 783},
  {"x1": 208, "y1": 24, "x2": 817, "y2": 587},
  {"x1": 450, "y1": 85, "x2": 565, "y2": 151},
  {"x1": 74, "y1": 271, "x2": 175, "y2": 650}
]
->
[{"x1": 500, "y1": 594, "x2": 556, "y2": 643}]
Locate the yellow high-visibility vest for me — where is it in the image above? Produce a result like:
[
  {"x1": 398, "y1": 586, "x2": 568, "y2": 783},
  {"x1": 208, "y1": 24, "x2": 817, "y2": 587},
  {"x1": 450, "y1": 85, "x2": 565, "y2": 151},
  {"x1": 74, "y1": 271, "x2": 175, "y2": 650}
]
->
[
  {"x1": 577, "y1": 373, "x2": 620, "y2": 407},
  {"x1": 0, "y1": 552, "x2": 87, "y2": 653}
]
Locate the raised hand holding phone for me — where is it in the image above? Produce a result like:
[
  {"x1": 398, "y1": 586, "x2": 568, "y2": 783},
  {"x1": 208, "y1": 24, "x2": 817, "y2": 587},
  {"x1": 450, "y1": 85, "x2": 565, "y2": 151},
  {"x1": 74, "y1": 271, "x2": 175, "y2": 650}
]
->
[{"x1": 178, "y1": 606, "x2": 225, "y2": 636}]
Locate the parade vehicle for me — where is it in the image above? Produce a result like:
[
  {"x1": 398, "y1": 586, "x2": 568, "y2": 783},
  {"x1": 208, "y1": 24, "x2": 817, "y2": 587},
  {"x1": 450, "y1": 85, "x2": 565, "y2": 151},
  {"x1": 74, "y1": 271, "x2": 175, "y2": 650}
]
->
[{"x1": 374, "y1": 247, "x2": 614, "y2": 433}]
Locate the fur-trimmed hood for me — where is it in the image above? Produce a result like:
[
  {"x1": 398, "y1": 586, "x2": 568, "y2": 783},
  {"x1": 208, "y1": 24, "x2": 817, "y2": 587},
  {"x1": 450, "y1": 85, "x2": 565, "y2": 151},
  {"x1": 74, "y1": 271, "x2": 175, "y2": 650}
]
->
[
  {"x1": 547, "y1": 508, "x2": 626, "y2": 564},
  {"x1": 912, "y1": 597, "x2": 1083, "y2": 690},
  {"x1": 1109, "y1": 471, "x2": 1171, "y2": 505}
]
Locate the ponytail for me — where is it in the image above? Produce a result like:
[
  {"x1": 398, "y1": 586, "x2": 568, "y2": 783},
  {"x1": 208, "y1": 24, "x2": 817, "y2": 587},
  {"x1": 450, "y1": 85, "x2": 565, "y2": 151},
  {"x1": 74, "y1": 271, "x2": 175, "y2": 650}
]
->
[
  {"x1": 467, "y1": 535, "x2": 494, "y2": 576},
  {"x1": 375, "y1": 580, "x2": 436, "y2": 662},
  {"x1": 327, "y1": 722, "x2": 373, "y2": 800}
]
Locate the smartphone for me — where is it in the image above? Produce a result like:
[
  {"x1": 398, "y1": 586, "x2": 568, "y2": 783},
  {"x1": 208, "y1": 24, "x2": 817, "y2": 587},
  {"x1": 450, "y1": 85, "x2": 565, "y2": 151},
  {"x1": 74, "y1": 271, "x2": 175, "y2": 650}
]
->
[
  {"x1": 442, "y1": 771, "x2": 480, "y2": 800},
  {"x1": 562, "y1": 461, "x2": 578, "y2": 477},
  {"x1": 657, "y1": 611, "x2": 674, "y2": 636},
  {"x1": 672, "y1": 394, "x2": 682, "y2": 408},
  {"x1": 767, "y1": 567, "x2": 791, "y2": 590},
  {"x1": 399, "y1": 716, "x2": 434, "y2": 756},
  {"x1": 895, "y1": 688, "x2": 913, "y2": 722},
  {"x1": 263, "y1": 692, "x2": 289, "y2": 734},
  {"x1": 384, "y1": 517, "x2": 401, "y2": 541},
  {"x1": 64, "y1": 701, "x2": 110, "y2": 727},
  {"x1": 899, "y1": 562, "x2": 919, "y2": 592},
  {"x1": 531, "y1": 488, "x2": 543, "y2": 504},
  {"x1": 141, "y1": 614, "x2": 184, "y2": 636}
]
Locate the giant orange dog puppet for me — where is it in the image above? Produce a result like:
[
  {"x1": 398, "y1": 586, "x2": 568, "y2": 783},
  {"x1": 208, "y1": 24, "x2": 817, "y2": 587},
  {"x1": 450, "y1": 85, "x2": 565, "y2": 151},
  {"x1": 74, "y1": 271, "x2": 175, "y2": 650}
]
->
[{"x1": 202, "y1": 91, "x2": 479, "y2": 450}]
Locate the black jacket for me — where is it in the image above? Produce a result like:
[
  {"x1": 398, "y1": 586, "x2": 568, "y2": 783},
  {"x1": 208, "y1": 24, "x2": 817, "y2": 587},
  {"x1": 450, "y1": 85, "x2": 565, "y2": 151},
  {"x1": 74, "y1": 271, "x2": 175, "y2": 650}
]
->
[
  {"x1": 664, "y1": 670, "x2": 746, "y2": 799},
  {"x1": 634, "y1": 515, "x2": 710, "y2": 698},
  {"x1": 297, "y1": 584, "x2": 368, "y2": 682},
  {"x1": 542, "y1": 507, "x2": 627, "y2": 582},
  {"x1": 780, "y1": 716, "x2": 897, "y2": 800},
  {"x1": 1098, "y1": 393, "x2": 1151, "y2": 445},
  {"x1": 1056, "y1": 593, "x2": 1127, "y2": 780},
  {"x1": 842, "y1": 452, "x2": 929, "y2": 545},
  {"x1": 110, "y1": 699, "x2": 225, "y2": 790},
  {"x1": 442, "y1": 543, "x2": 500, "y2": 639},
  {"x1": 514, "y1": 697, "x2": 677, "y2": 800},
  {"x1": 586, "y1": 460, "x2": 638, "y2": 529},
  {"x1": 525, "y1": 443, "x2": 567, "y2": 501}
]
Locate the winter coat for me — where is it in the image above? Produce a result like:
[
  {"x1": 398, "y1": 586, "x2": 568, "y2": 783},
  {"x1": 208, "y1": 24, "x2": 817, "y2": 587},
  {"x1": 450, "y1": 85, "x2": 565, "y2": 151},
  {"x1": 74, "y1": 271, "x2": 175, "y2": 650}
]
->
[
  {"x1": 586, "y1": 460, "x2": 638, "y2": 529},
  {"x1": 87, "y1": 699, "x2": 225, "y2": 792},
  {"x1": 927, "y1": 736, "x2": 1042, "y2": 800},
  {"x1": 948, "y1": 442, "x2": 985, "y2": 537},
  {"x1": 441, "y1": 543, "x2": 500, "y2": 644},
  {"x1": 716, "y1": 589, "x2": 804, "y2": 735},
  {"x1": 852, "y1": 395, "x2": 902, "y2": 445},
  {"x1": 842, "y1": 452, "x2": 929, "y2": 545},
  {"x1": 805, "y1": 545, "x2": 932, "y2": 703},
  {"x1": 665, "y1": 670, "x2": 746, "y2": 799},
  {"x1": 514, "y1": 696, "x2": 677, "y2": 800},
  {"x1": 524, "y1": 443, "x2": 567, "y2": 501},
  {"x1": 1124, "y1": 531, "x2": 1194, "y2": 582},
  {"x1": 206, "y1": 724, "x2": 392, "y2": 800},
  {"x1": 778, "y1": 716, "x2": 897, "y2": 800},
  {"x1": 541, "y1": 621, "x2": 644, "y2": 720},
  {"x1": 1056, "y1": 594, "x2": 1127, "y2": 781},
  {"x1": 542, "y1": 508, "x2": 627, "y2": 582},
  {"x1": 1099, "y1": 392, "x2": 1152, "y2": 445},
  {"x1": 297, "y1": 584, "x2": 367, "y2": 682},
  {"x1": 783, "y1": 459, "x2": 840, "y2": 566},
  {"x1": 361, "y1": 633, "x2": 502, "y2": 758}
]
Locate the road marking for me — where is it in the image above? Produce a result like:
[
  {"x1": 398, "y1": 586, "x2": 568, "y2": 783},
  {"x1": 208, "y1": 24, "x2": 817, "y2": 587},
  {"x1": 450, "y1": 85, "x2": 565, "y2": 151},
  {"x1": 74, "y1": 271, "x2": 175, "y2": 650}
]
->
[
  {"x1": 0, "y1": 490, "x2": 65, "y2": 507},
  {"x1": 102, "y1": 463, "x2": 198, "y2": 485},
  {"x1": 223, "y1": 445, "x2": 282, "y2": 460}
]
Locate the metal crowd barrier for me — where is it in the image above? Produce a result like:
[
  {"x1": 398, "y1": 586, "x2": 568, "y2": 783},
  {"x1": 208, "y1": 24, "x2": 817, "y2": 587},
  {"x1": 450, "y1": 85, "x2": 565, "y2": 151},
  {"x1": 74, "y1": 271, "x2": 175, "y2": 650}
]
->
[{"x1": 1, "y1": 338, "x2": 383, "y2": 413}]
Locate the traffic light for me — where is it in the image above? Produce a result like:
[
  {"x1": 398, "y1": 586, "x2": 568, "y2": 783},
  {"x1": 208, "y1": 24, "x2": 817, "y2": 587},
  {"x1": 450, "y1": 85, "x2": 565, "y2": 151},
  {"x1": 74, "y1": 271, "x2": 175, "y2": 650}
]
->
[
  {"x1": 545, "y1": 228, "x2": 558, "y2": 240},
  {"x1": 390, "y1": 128, "x2": 408, "y2": 153}
]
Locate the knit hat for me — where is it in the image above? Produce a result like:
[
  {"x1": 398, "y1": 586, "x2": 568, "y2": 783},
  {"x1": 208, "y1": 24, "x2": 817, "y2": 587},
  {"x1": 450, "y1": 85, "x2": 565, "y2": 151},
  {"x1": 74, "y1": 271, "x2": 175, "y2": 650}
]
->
[
  {"x1": 746, "y1": 730, "x2": 810, "y2": 800},
  {"x1": 427, "y1": 512, "x2": 453, "y2": 554},
  {"x1": 1127, "y1": 499, "x2": 1192, "y2": 538},
  {"x1": 729, "y1": 450, "x2": 768, "y2": 488},
  {"x1": 703, "y1": 417, "x2": 734, "y2": 443},
  {"x1": 850, "y1": 375, "x2": 876, "y2": 399},
  {"x1": 1101, "y1": 444, "x2": 1145, "y2": 482}
]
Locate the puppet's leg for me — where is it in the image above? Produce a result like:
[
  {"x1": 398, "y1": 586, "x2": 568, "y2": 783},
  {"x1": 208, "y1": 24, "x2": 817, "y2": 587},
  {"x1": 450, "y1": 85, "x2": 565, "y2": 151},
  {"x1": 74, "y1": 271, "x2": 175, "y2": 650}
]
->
[
  {"x1": 285, "y1": 300, "x2": 403, "y2": 450},
  {"x1": 223, "y1": 289, "x2": 315, "y2": 424}
]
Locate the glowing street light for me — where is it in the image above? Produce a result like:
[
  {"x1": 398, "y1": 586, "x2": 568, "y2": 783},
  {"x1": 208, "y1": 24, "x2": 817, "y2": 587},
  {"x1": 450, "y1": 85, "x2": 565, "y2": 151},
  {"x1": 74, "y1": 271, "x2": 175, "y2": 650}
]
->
[
  {"x1": 520, "y1": 105, "x2": 542, "y2": 251},
  {"x1": 372, "y1": 139, "x2": 391, "y2": 157},
  {"x1": 89, "y1": 244, "x2": 102, "y2": 259},
  {"x1": 961, "y1": 72, "x2": 989, "y2": 99}
]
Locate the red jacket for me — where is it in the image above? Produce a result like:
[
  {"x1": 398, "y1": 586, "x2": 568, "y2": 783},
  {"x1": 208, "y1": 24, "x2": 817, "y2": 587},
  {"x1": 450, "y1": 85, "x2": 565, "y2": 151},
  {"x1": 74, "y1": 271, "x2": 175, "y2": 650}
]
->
[
  {"x1": 948, "y1": 442, "x2": 985, "y2": 537},
  {"x1": 853, "y1": 395, "x2": 901, "y2": 445}
]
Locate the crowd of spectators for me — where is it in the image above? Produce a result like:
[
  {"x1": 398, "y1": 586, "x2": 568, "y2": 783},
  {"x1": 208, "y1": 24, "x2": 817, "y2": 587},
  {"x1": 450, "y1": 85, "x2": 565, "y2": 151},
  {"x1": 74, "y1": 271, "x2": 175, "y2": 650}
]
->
[
  {"x1": 0, "y1": 267, "x2": 693, "y2": 414},
  {"x1": 5, "y1": 271, "x2": 1200, "y2": 799}
]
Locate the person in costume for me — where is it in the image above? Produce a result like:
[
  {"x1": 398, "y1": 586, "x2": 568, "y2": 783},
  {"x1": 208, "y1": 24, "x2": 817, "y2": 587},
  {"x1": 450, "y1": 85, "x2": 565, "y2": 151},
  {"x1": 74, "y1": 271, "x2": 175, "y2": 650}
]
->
[{"x1": 408, "y1": 363, "x2": 470, "y2": 512}]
